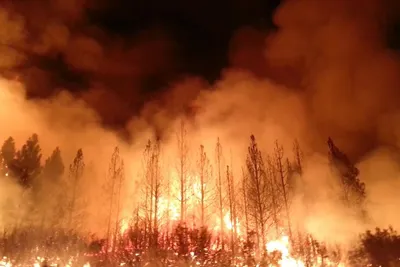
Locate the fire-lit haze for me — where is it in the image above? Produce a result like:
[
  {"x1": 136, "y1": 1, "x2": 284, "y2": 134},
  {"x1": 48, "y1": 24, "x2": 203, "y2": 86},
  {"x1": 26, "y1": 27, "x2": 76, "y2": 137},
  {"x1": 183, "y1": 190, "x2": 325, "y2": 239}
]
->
[{"x1": 0, "y1": 0, "x2": 400, "y2": 266}]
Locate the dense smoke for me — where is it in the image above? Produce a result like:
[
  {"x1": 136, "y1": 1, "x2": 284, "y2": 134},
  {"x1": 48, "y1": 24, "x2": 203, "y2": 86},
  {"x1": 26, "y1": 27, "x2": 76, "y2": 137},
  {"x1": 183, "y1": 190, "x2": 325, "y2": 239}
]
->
[{"x1": 0, "y1": 0, "x2": 400, "y2": 251}]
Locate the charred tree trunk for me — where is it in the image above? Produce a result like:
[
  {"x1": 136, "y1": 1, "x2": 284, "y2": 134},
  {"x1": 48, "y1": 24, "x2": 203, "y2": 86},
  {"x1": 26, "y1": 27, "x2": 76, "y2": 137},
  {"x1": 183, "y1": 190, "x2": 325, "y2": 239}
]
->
[
  {"x1": 177, "y1": 120, "x2": 189, "y2": 224},
  {"x1": 199, "y1": 145, "x2": 206, "y2": 227},
  {"x1": 275, "y1": 141, "x2": 293, "y2": 241},
  {"x1": 67, "y1": 149, "x2": 84, "y2": 230},
  {"x1": 215, "y1": 138, "x2": 224, "y2": 250},
  {"x1": 226, "y1": 165, "x2": 235, "y2": 257}
]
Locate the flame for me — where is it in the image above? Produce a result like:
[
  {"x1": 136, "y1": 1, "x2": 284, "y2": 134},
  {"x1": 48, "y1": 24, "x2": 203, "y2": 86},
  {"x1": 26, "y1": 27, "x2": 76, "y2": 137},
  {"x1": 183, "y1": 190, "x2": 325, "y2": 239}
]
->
[
  {"x1": 266, "y1": 235, "x2": 305, "y2": 267},
  {"x1": 0, "y1": 257, "x2": 12, "y2": 267},
  {"x1": 223, "y1": 211, "x2": 241, "y2": 235},
  {"x1": 120, "y1": 218, "x2": 129, "y2": 234},
  {"x1": 0, "y1": 256, "x2": 91, "y2": 267}
]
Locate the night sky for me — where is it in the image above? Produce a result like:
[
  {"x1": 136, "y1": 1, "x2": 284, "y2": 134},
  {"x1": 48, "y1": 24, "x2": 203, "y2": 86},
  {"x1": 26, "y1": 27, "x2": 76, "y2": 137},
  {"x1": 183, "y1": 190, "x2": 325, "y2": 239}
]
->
[{"x1": 88, "y1": 0, "x2": 280, "y2": 81}]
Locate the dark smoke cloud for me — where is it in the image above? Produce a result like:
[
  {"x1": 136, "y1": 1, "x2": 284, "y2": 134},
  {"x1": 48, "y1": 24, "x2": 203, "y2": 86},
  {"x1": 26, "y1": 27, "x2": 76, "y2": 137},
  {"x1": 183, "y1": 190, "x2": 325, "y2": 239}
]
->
[
  {"x1": 0, "y1": 0, "x2": 180, "y2": 127},
  {"x1": 226, "y1": 0, "x2": 400, "y2": 159},
  {"x1": 2, "y1": 0, "x2": 400, "y2": 159}
]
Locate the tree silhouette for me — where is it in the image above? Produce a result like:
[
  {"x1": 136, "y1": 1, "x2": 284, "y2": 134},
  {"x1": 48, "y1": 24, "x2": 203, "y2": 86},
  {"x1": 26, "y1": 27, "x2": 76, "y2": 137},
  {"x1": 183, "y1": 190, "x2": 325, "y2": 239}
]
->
[
  {"x1": 350, "y1": 227, "x2": 400, "y2": 267},
  {"x1": 0, "y1": 136, "x2": 16, "y2": 177},
  {"x1": 42, "y1": 147, "x2": 64, "y2": 181},
  {"x1": 14, "y1": 134, "x2": 42, "y2": 188},
  {"x1": 245, "y1": 135, "x2": 272, "y2": 254},
  {"x1": 37, "y1": 147, "x2": 65, "y2": 229},
  {"x1": 196, "y1": 144, "x2": 213, "y2": 227},
  {"x1": 176, "y1": 120, "x2": 189, "y2": 223},
  {"x1": 67, "y1": 148, "x2": 85, "y2": 229},
  {"x1": 273, "y1": 141, "x2": 292, "y2": 240},
  {"x1": 327, "y1": 138, "x2": 365, "y2": 208},
  {"x1": 215, "y1": 137, "x2": 225, "y2": 250},
  {"x1": 105, "y1": 146, "x2": 125, "y2": 253}
]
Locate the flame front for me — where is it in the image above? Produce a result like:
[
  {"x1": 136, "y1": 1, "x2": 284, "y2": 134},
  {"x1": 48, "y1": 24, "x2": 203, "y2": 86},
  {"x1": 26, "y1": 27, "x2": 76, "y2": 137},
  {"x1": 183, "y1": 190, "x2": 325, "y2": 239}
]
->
[{"x1": 266, "y1": 236, "x2": 305, "y2": 267}]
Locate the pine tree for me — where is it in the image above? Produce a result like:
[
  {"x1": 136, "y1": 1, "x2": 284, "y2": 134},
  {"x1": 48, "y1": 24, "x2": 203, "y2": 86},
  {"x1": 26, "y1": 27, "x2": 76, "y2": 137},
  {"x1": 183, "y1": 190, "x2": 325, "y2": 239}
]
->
[
  {"x1": 107, "y1": 146, "x2": 125, "y2": 253},
  {"x1": 327, "y1": 138, "x2": 365, "y2": 208},
  {"x1": 215, "y1": 137, "x2": 225, "y2": 250},
  {"x1": 245, "y1": 135, "x2": 272, "y2": 254},
  {"x1": 67, "y1": 149, "x2": 85, "y2": 230},
  {"x1": 176, "y1": 120, "x2": 189, "y2": 223},
  {"x1": 197, "y1": 144, "x2": 213, "y2": 227},
  {"x1": 150, "y1": 140, "x2": 161, "y2": 249},
  {"x1": 38, "y1": 147, "x2": 65, "y2": 229},
  {"x1": 14, "y1": 134, "x2": 42, "y2": 188},
  {"x1": 42, "y1": 147, "x2": 64, "y2": 181},
  {"x1": 274, "y1": 141, "x2": 292, "y2": 240},
  {"x1": 226, "y1": 165, "x2": 236, "y2": 256},
  {"x1": 1, "y1": 136, "x2": 16, "y2": 177},
  {"x1": 105, "y1": 146, "x2": 124, "y2": 253},
  {"x1": 266, "y1": 155, "x2": 280, "y2": 236},
  {"x1": 292, "y1": 139, "x2": 303, "y2": 175}
]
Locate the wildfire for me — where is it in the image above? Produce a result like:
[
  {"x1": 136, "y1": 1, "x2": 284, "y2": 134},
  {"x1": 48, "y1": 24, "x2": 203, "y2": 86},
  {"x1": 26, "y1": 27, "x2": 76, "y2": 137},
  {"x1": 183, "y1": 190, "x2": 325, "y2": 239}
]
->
[
  {"x1": 266, "y1": 236, "x2": 305, "y2": 267},
  {"x1": 0, "y1": 256, "x2": 91, "y2": 267},
  {"x1": 265, "y1": 235, "x2": 347, "y2": 267},
  {"x1": 119, "y1": 218, "x2": 129, "y2": 234},
  {"x1": 223, "y1": 211, "x2": 241, "y2": 235}
]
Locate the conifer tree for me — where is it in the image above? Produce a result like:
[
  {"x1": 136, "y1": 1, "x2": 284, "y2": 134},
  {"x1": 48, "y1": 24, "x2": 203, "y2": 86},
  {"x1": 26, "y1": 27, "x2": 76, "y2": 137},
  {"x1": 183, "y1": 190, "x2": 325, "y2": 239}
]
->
[
  {"x1": 215, "y1": 137, "x2": 225, "y2": 249},
  {"x1": 327, "y1": 138, "x2": 365, "y2": 207},
  {"x1": 1, "y1": 136, "x2": 16, "y2": 176},
  {"x1": 38, "y1": 147, "x2": 65, "y2": 229},
  {"x1": 67, "y1": 148, "x2": 85, "y2": 229},
  {"x1": 42, "y1": 147, "x2": 64, "y2": 181},
  {"x1": 197, "y1": 144, "x2": 213, "y2": 227},
  {"x1": 274, "y1": 141, "x2": 292, "y2": 240},
  {"x1": 245, "y1": 135, "x2": 272, "y2": 253},
  {"x1": 15, "y1": 134, "x2": 42, "y2": 188},
  {"x1": 105, "y1": 146, "x2": 126, "y2": 253},
  {"x1": 176, "y1": 120, "x2": 189, "y2": 223}
]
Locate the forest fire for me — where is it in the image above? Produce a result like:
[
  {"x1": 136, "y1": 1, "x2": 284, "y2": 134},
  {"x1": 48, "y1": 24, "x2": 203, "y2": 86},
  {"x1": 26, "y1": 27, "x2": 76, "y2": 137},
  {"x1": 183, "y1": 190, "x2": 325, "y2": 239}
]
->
[
  {"x1": 0, "y1": 130, "x2": 396, "y2": 266},
  {"x1": 0, "y1": 0, "x2": 400, "y2": 265},
  {"x1": 266, "y1": 236, "x2": 304, "y2": 267}
]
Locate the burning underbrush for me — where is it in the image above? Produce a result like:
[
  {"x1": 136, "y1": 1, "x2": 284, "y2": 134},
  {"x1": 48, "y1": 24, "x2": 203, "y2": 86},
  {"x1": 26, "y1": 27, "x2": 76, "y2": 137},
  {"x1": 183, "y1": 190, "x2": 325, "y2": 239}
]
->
[
  {"x1": 0, "y1": 224, "x2": 347, "y2": 267},
  {"x1": 0, "y1": 226, "x2": 397, "y2": 267}
]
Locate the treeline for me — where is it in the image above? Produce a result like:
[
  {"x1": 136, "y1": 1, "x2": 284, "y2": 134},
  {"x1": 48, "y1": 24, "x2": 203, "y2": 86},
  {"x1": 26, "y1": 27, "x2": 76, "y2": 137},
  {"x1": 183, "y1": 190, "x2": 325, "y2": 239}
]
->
[{"x1": 0, "y1": 126, "x2": 398, "y2": 266}]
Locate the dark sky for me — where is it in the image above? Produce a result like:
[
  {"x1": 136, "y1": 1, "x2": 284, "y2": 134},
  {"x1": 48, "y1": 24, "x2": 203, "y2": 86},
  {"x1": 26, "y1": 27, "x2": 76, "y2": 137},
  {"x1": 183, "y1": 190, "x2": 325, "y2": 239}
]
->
[{"x1": 88, "y1": 0, "x2": 280, "y2": 81}]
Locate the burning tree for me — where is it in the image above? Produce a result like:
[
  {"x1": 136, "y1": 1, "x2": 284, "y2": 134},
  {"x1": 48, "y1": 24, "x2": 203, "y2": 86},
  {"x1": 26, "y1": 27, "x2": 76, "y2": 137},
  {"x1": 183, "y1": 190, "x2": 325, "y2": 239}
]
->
[
  {"x1": 176, "y1": 119, "x2": 189, "y2": 223},
  {"x1": 0, "y1": 136, "x2": 15, "y2": 177},
  {"x1": 66, "y1": 148, "x2": 85, "y2": 230},
  {"x1": 37, "y1": 147, "x2": 65, "y2": 229},
  {"x1": 196, "y1": 144, "x2": 214, "y2": 227},
  {"x1": 215, "y1": 137, "x2": 225, "y2": 249},
  {"x1": 273, "y1": 141, "x2": 292, "y2": 241},
  {"x1": 105, "y1": 146, "x2": 125, "y2": 253},
  {"x1": 226, "y1": 164, "x2": 238, "y2": 258},
  {"x1": 245, "y1": 135, "x2": 274, "y2": 254},
  {"x1": 327, "y1": 138, "x2": 365, "y2": 209},
  {"x1": 265, "y1": 154, "x2": 280, "y2": 237},
  {"x1": 42, "y1": 147, "x2": 64, "y2": 181},
  {"x1": 14, "y1": 133, "x2": 42, "y2": 188},
  {"x1": 142, "y1": 139, "x2": 162, "y2": 249}
]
